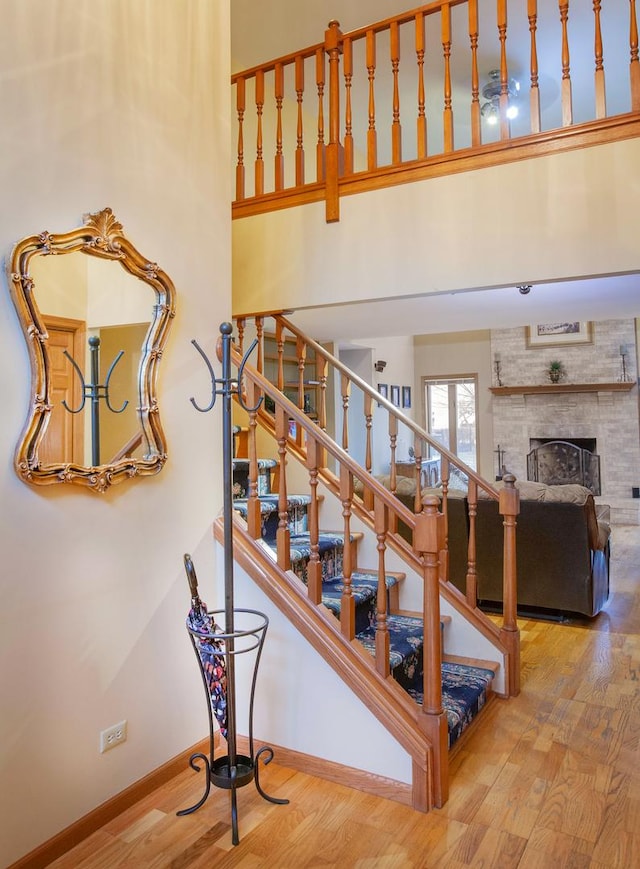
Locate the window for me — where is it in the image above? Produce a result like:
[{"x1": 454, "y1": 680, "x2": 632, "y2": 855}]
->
[{"x1": 424, "y1": 376, "x2": 478, "y2": 470}]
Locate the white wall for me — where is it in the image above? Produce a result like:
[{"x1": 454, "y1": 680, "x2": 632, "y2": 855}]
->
[
  {"x1": 233, "y1": 138, "x2": 640, "y2": 316},
  {"x1": 0, "y1": 3, "x2": 230, "y2": 865}
]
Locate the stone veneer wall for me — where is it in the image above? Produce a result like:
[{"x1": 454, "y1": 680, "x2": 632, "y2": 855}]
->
[{"x1": 490, "y1": 319, "x2": 640, "y2": 519}]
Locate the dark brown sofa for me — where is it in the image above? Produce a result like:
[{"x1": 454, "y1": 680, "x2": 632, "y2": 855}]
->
[{"x1": 361, "y1": 476, "x2": 611, "y2": 619}]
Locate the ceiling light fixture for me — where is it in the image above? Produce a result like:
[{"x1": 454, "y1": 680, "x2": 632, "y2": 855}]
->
[
  {"x1": 517, "y1": 284, "x2": 532, "y2": 295},
  {"x1": 481, "y1": 69, "x2": 520, "y2": 125}
]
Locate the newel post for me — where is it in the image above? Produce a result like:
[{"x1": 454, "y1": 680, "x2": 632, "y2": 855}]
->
[
  {"x1": 499, "y1": 474, "x2": 520, "y2": 696},
  {"x1": 413, "y1": 495, "x2": 449, "y2": 807},
  {"x1": 324, "y1": 20, "x2": 343, "y2": 223}
]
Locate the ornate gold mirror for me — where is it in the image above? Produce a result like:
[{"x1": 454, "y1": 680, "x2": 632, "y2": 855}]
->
[{"x1": 8, "y1": 208, "x2": 176, "y2": 492}]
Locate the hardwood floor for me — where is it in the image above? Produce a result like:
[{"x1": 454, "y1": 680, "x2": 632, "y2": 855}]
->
[{"x1": 48, "y1": 525, "x2": 640, "y2": 868}]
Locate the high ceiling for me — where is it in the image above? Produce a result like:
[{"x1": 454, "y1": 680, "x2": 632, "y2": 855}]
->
[{"x1": 231, "y1": 1, "x2": 639, "y2": 341}]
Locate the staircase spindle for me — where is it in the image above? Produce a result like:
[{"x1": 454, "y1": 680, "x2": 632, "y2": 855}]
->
[
  {"x1": 255, "y1": 69, "x2": 265, "y2": 196},
  {"x1": 391, "y1": 21, "x2": 402, "y2": 164},
  {"x1": 343, "y1": 36, "x2": 354, "y2": 174},
  {"x1": 465, "y1": 480, "x2": 478, "y2": 605},
  {"x1": 374, "y1": 496, "x2": 390, "y2": 677},
  {"x1": 235, "y1": 76, "x2": 246, "y2": 201},
  {"x1": 245, "y1": 380, "x2": 262, "y2": 539},
  {"x1": 388, "y1": 414, "x2": 398, "y2": 534},
  {"x1": 499, "y1": 474, "x2": 520, "y2": 696},
  {"x1": 255, "y1": 316, "x2": 264, "y2": 374},
  {"x1": 275, "y1": 405, "x2": 291, "y2": 571},
  {"x1": 236, "y1": 317, "x2": 245, "y2": 355},
  {"x1": 340, "y1": 465, "x2": 356, "y2": 639},
  {"x1": 295, "y1": 55, "x2": 305, "y2": 186},
  {"x1": 593, "y1": 1, "x2": 606, "y2": 119},
  {"x1": 498, "y1": 0, "x2": 510, "y2": 141},
  {"x1": 325, "y1": 20, "x2": 342, "y2": 223},
  {"x1": 316, "y1": 47, "x2": 326, "y2": 180},
  {"x1": 296, "y1": 336, "x2": 308, "y2": 447},
  {"x1": 528, "y1": 0, "x2": 541, "y2": 133},
  {"x1": 559, "y1": 0, "x2": 574, "y2": 126},
  {"x1": 413, "y1": 439, "x2": 424, "y2": 514},
  {"x1": 442, "y1": 2, "x2": 454, "y2": 152},
  {"x1": 366, "y1": 29, "x2": 378, "y2": 170},
  {"x1": 415, "y1": 12, "x2": 428, "y2": 159},
  {"x1": 274, "y1": 318, "x2": 285, "y2": 392},
  {"x1": 341, "y1": 373, "x2": 351, "y2": 452},
  {"x1": 274, "y1": 62, "x2": 285, "y2": 191},
  {"x1": 306, "y1": 436, "x2": 322, "y2": 604},
  {"x1": 469, "y1": 0, "x2": 481, "y2": 147},
  {"x1": 631, "y1": 0, "x2": 640, "y2": 111},
  {"x1": 363, "y1": 392, "x2": 374, "y2": 511}
]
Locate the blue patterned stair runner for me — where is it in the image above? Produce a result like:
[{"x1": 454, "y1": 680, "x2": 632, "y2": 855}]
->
[{"x1": 232, "y1": 466, "x2": 493, "y2": 748}]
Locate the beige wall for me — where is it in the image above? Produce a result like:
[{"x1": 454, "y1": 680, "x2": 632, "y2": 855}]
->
[
  {"x1": 0, "y1": 3, "x2": 230, "y2": 865},
  {"x1": 233, "y1": 138, "x2": 640, "y2": 315}
]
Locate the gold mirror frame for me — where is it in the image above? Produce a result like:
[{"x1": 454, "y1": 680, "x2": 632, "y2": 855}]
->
[{"x1": 8, "y1": 208, "x2": 176, "y2": 492}]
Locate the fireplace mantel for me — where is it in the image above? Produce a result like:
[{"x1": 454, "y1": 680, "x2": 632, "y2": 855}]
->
[{"x1": 490, "y1": 382, "x2": 635, "y2": 396}]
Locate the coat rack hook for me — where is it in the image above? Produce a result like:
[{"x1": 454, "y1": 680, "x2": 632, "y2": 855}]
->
[{"x1": 189, "y1": 338, "x2": 218, "y2": 412}]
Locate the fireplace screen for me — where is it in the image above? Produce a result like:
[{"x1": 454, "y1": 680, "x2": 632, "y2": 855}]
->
[{"x1": 527, "y1": 440, "x2": 601, "y2": 495}]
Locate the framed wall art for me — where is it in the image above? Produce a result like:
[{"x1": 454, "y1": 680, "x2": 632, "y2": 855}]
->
[{"x1": 526, "y1": 321, "x2": 593, "y2": 348}]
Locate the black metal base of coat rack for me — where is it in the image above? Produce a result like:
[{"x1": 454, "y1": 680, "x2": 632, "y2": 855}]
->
[{"x1": 177, "y1": 323, "x2": 289, "y2": 846}]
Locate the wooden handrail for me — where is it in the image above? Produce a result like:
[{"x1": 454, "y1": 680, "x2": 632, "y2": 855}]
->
[{"x1": 231, "y1": 1, "x2": 640, "y2": 221}]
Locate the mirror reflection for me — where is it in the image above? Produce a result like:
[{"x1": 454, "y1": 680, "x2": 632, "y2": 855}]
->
[{"x1": 8, "y1": 208, "x2": 176, "y2": 492}]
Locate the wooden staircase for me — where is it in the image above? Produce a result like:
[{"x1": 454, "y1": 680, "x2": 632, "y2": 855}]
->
[{"x1": 217, "y1": 313, "x2": 520, "y2": 811}]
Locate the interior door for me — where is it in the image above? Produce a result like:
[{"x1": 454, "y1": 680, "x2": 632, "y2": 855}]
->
[{"x1": 41, "y1": 316, "x2": 85, "y2": 465}]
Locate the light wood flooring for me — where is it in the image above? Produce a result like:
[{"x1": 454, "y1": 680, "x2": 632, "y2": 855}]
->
[{"x1": 49, "y1": 525, "x2": 640, "y2": 868}]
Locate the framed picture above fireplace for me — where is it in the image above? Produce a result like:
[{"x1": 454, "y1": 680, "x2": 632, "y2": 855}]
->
[{"x1": 526, "y1": 321, "x2": 593, "y2": 348}]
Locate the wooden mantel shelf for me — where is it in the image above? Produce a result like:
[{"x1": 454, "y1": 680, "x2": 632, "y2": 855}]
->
[{"x1": 490, "y1": 382, "x2": 635, "y2": 396}]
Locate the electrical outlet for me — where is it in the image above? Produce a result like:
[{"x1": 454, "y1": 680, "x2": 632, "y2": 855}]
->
[{"x1": 99, "y1": 720, "x2": 127, "y2": 753}]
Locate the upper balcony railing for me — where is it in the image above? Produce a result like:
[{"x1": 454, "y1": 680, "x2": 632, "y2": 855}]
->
[{"x1": 232, "y1": 0, "x2": 640, "y2": 221}]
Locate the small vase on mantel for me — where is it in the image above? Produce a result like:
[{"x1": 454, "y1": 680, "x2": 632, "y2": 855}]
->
[{"x1": 547, "y1": 360, "x2": 565, "y2": 384}]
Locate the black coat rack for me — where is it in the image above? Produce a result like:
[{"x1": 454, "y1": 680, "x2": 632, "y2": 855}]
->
[
  {"x1": 62, "y1": 335, "x2": 128, "y2": 465},
  {"x1": 178, "y1": 322, "x2": 288, "y2": 846}
]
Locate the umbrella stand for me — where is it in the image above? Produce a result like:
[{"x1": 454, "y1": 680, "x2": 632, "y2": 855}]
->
[{"x1": 177, "y1": 322, "x2": 288, "y2": 846}]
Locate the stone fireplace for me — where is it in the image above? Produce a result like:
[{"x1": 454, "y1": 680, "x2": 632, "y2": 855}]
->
[{"x1": 490, "y1": 319, "x2": 640, "y2": 523}]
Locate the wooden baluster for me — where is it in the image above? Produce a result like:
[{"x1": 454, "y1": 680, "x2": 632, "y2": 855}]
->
[
  {"x1": 363, "y1": 392, "x2": 374, "y2": 511},
  {"x1": 442, "y1": 2, "x2": 454, "y2": 152},
  {"x1": 306, "y1": 436, "x2": 322, "y2": 604},
  {"x1": 498, "y1": 0, "x2": 510, "y2": 141},
  {"x1": 469, "y1": 0, "x2": 481, "y2": 147},
  {"x1": 631, "y1": 0, "x2": 640, "y2": 111},
  {"x1": 296, "y1": 336, "x2": 307, "y2": 410},
  {"x1": 465, "y1": 480, "x2": 478, "y2": 605},
  {"x1": 341, "y1": 373, "x2": 350, "y2": 451},
  {"x1": 593, "y1": 1, "x2": 606, "y2": 119},
  {"x1": 296, "y1": 336, "x2": 307, "y2": 448},
  {"x1": 316, "y1": 47, "x2": 326, "y2": 181},
  {"x1": 275, "y1": 404, "x2": 291, "y2": 571},
  {"x1": 274, "y1": 62, "x2": 285, "y2": 191},
  {"x1": 414, "y1": 495, "x2": 448, "y2": 808},
  {"x1": 439, "y1": 477, "x2": 450, "y2": 582},
  {"x1": 255, "y1": 316, "x2": 264, "y2": 373},
  {"x1": 413, "y1": 436, "x2": 424, "y2": 513},
  {"x1": 316, "y1": 353, "x2": 327, "y2": 431},
  {"x1": 325, "y1": 20, "x2": 342, "y2": 224},
  {"x1": 340, "y1": 465, "x2": 355, "y2": 639},
  {"x1": 415, "y1": 12, "x2": 428, "y2": 159},
  {"x1": 388, "y1": 414, "x2": 398, "y2": 534},
  {"x1": 245, "y1": 379, "x2": 262, "y2": 539},
  {"x1": 374, "y1": 496, "x2": 390, "y2": 677},
  {"x1": 528, "y1": 0, "x2": 541, "y2": 133},
  {"x1": 235, "y1": 77, "x2": 246, "y2": 201},
  {"x1": 236, "y1": 317, "x2": 245, "y2": 355},
  {"x1": 275, "y1": 318, "x2": 285, "y2": 391},
  {"x1": 366, "y1": 29, "x2": 378, "y2": 170},
  {"x1": 559, "y1": 0, "x2": 573, "y2": 126},
  {"x1": 499, "y1": 474, "x2": 520, "y2": 696},
  {"x1": 343, "y1": 37, "x2": 354, "y2": 174},
  {"x1": 391, "y1": 21, "x2": 402, "y2": 164},
  {"x1": 295, "y1": 55, "x2": 305, "y2": 187},
  {"x1": 255, "y1": 69, "x2": 265, "y2": 196}
]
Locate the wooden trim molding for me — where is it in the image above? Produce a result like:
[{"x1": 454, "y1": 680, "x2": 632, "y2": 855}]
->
[
  {"x1": 489, "y1": 382, "x2": 635, "y2": 396},
  {"x1": 7, "y1": 736, "x2": 214, "y2": 869}
]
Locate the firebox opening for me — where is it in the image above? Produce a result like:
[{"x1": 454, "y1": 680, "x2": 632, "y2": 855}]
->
[{"x1": 527, "y1": 438, "x2": 601, "y2": 495}]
